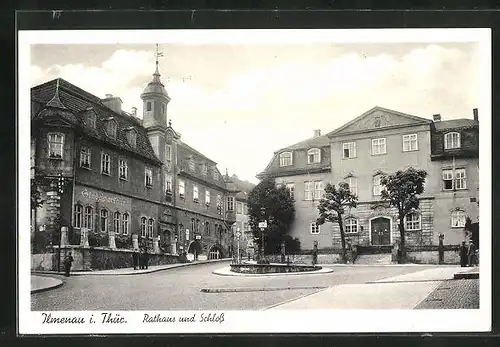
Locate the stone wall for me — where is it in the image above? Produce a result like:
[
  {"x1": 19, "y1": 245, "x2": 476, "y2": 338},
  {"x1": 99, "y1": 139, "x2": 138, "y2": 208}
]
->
[
  {"x1": 34, "y1": 245, "x2": 182, "y2": 271},
  {"x1": 406, "y1": 246, "x2": 460, "y2": 265},
  {"x1": 265, "y1": 251, "x2": 345, "y2": 265}
]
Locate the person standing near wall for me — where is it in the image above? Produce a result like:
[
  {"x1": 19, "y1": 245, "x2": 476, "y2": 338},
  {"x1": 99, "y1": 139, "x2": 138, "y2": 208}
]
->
[
  {"x1": 132, "y1": 249, "x2": 139, "y2": 270},
  {"x1": 468, "y1": 241, "x2": 477, "y2": 267},
  {"x1": 459, "y1": 241, "x2": 468, "y2": 267},
  {"x1": 63, "y1": 251, "x2": 74, "y2": 277}
]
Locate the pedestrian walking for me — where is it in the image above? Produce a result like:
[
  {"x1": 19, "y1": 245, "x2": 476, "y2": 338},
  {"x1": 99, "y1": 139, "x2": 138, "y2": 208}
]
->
[
  {"x1": 63, "y1": 251, "x2": 74, "y2": 277},
  {"x1": 468, "y1": 241, "x2": 477, "y2": 267},
  {"x1": 132, "y1": 249, "x2": 139, "y2": 270},
  {"x1": 139, "y1": 248, "x2": 145, "y2": 269},
  {"x1": 144, "y1": 248, "x2": 149, "y2": 269},
  {"x1": 459, "y1": 241, "x2": 468, "y2": 267}
]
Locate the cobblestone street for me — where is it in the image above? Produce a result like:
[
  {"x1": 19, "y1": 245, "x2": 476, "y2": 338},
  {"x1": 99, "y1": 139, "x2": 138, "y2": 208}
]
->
[{"x1": 415, "y1": 279, "x2": 479, "y2": 309}]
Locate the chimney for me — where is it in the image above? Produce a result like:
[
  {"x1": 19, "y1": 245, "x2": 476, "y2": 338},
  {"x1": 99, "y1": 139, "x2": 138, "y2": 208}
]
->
[
  {"x1": 433, "y1": 114, "x2": 441, "y2": 122},
  {"x1": 102, "y1": 94, "x2": 123, "y2": 114},
  {"x1": 473, "y1": 108, "x2": 478, "y2": 121},
  {"x1": 131, "y1": 107, "x2": 137, "y2": 117},
  {"x1": 313, "y1": 129, "x2": 321, "y2": 137}
]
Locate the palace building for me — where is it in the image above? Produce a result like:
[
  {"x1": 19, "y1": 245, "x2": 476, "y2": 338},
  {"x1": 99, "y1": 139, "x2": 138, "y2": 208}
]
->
[
  {"x1": 30, "y1": 60, "x2": 241, "y2": 269},
  {"x1": 258, "y1": 106, "x2": 479, "y2": 251}
]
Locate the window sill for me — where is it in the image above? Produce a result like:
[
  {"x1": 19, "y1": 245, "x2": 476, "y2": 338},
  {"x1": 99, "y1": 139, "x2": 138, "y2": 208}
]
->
[
  {"x1": 80, "y1": 165, "x2": 91, "y2": 170},
  {"x1": 342, "y1": 156, "x2": 357, "y2": 160},
  {"x1": 402, "y1": 149, "x2": 419, "y2": 152},
  {"x1": 48, "y1": 156, "x2": 63, "y2": 161},
  {"x1": 119, "y1": 177, "x2": 128, "y2": 181},
  {"x1": 371, "y1": 152, "x2": 387, "y2": 156},
  {"x1": 101, "y1": 172, "x2": 111, "y2": 176},
  {"x1": 146, "y1": 185, "x2": 153, "y2": 189}
]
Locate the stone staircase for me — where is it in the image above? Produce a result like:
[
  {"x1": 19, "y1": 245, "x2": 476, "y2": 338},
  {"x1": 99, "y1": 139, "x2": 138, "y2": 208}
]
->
[{"x1": 354, "y1": 253, "x2": 393, "y2": 265}]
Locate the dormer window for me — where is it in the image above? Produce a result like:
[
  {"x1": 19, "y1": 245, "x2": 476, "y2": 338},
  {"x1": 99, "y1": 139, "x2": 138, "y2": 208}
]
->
[
  {"x1": 279, "y1": 151, "x2": 293, "y2": 167},
  {"x1": 106, "y1": 118, "x2": 117, "y2": 139},
  {"x1": 213, "y1": 168, "x2": 219, "y2": 180},
  {"x1": 202, "y1": 163, "x2": 208, "y2": 175},
  {"x1": 444, "y1": 132, "x2": 461, "y2": 149},
  {"x1": 85, "y1": 109, "x2": 96, "y2": 128},
  {"x1": 189, "y1": 157, "x2": 196, "y2": 171},
  {"x1": 126, "y1": 128, "x2": 137, "y2": 148},
  {"x1": 307, "y1": 148, "x2": 321, "y2": 164},
  {"x1": 47, "y1": 133, "x2": 64, "y2": 158}
]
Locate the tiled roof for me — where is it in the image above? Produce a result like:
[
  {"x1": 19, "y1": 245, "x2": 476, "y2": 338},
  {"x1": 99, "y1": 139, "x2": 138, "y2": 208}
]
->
[
  {"x1": 31, "y1": 78, "x2": 161, "y2": 164},
  {"x1": 230, "y1": 175, "x2": 255, "y2": 200},
  {"x1": 433, "y1": 119, "x2": 478, "y2": 131},
  {"x1": 277, "y1": 135, "x2": 329, "y2": 152}
]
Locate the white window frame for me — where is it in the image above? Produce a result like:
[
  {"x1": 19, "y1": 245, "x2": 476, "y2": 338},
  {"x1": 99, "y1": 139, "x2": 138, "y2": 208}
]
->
[
  {"x1": 442, "y1": 169, "x2": 454, "y2": 190},
  {"x1": 345, "y1": 177, "x2": 358, "y2": 196},
  {"x1": 345, "y1": 218, "x2": 358, "y2": 234},
  {"x1": 342, "y1": 142, "x2": 357, "y2": 159},
  {"x1": 84, "y1": 206, "x2": 94, "y2": 230},
  {"x1": 451, "y1": 210, "x2": 466, "y2": 228},
  {"x1": 286, "y1": 183, "x2": 295, "y2": 198},
  {"x1": 279, "y1": 152, "x2": 293, "y2": 167},
  {"x1": 314, "y1": 181, "x2": 323, "y2": 200},
  {"x1": 455, "y1": 169, "x2": 467, "y2": 190},
  {"x1": 100, "y1": 209, "x2": 108, "y2": 233},
  {"x1": 402, "y1": 134, "x2": 418, "y2": 152},
  {"x1": 73, "y1": 204, "x2": 83, "y2": 228},
  {"x1": 80, "y1": 147, "x2": 91, "y2": 168},
  {"x1": 226, "y1": 196, "x2": 235, "y2": 211},
  {"x1": 193, "y1": 185, "x2": 199, "y2": 202},
  {"x1": 147, "y1": 218, "x2": 154, "y2": 238},
  {"x1": 371, "y1": 138, "x2": 387, "y2": 155},
  {"x1": 178, "y1": 179, "x2": 185, "y2": 198},
  {"x1": 205, "y1": 190, "x2": 211, "y2": 205},
  {"x1": 165, "y1": 174, "x2": 172, "y2": 193},
  {"x1": 145, "y1": 167, "x2": 153, "y2": 188},
  {"x1": 444, "y1": 132, "x2": 461, "y2": 149},
  {"x1": 86, "y1": 112, "x2": 96, "y2": 128},
  {"x1": 307, "y1": 148, "x2": 321, "y2": 164},
  {"x1": 236, "y1": 202, "x2": 243, "y2": 214},
  {"x1": 119, "y1": 159, "x2": 128, "y2": 180},
  {"x1": 121, "y1": 213, "x2": 129, "y2": 235},
  {"x1": 140, "y1": 217, "x2": 147, "y2": 237},
  {"x1": 101, "y1": 152, "x2": 110, "y2": 175},
  {"x1": 165, "y1": 144, "x2": 172, "y2": 161},
  {"x1": 48, "y1": 133, "x2": 64, "y2": 158},
  {"x1": 373, "y1": 175, "x2": 382, "y2": 196},
  {"x1": 127, "y1": 130, "x2": 137, "y2": 148},
  {"x1": 189, "y1": 157, "x2": 196, "y2": 171},
  {"x1": 310, "y1": 221, "x2": 320, "y2": 234},
  {"x1": 213, "y1": 169, "x2": 219, "y2": 180},
  {"x1": 405, "y1": 212, "x2": 421, "y2": 231},
  {"x1": 202, "y1": 163, "x2": 208, "y2": 175},
  {"x1": 304, "y1": 181, "x2": 313, "y2": 201},
  {"x1": 107, "y1": 120, "x2": 117, "y2": 139},
  {"x1": 113, "y1": 211, "x2": 120, "y2": 234}
]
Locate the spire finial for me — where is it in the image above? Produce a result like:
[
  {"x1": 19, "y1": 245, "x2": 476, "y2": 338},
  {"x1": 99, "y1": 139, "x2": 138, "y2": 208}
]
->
[
  {"x1": 168, "y1": 119, "x2": 172, "y2": 127},
  {"x1": 46, "y1": 78, "x2": 66, "y2": 109},
  {"x1": 154, "y1": 44, "x2": 164, "y2": 80}
]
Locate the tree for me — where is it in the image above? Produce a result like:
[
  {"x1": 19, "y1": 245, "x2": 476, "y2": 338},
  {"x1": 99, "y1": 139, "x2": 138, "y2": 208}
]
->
[
  {"x1": 247, "y1": 177, "x2": 295, "y2": 255},
  {"x1": 380, "y1": 167, "x2": 428, "y2": 263},
  {"x1": 31, "y1": 170, "x2": 49, "y2": 210},
  {"x1": 316, "y1": 182, "x2": 357, "y2": 263}
]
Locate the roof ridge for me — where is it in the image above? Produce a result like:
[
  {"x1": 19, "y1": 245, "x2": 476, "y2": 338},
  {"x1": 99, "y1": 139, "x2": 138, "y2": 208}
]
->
[{"x1": 178, "y1": 141, "x2": 217, "y2": 164}]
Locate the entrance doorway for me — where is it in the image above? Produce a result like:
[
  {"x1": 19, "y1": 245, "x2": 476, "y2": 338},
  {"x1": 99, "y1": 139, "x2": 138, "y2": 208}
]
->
[
  {"x1": 370, "y1": 217, "x2": 391, "y2": 245},
  {"x1": 208, "y1": 245, "x2": 224, "y2": 260}
]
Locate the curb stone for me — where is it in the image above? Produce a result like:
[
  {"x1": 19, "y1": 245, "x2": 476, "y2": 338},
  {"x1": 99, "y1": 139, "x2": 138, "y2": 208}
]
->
[
  {"x1": 200, "y1": 286, "x2": 328, "y2": 293},
  {"x1": 31, "y1": 276, "x2": 65, "y2": 294}
]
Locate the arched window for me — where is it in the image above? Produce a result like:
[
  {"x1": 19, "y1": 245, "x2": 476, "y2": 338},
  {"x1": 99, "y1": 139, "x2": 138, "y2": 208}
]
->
[
  {"x1": 84, "y1": 206, "x2": 94, "y2": 230},
  {"x1": 148, "y1": 218, "x2": 154, "y2": 238},
  {"x1": 451, "y1": 210, "x2": 466, "y2": 228},
  {"x1": 121, "y1": 213, "x2": 129, "y2": 235},
  {"x1": 106, "y1": 119, "x2": 117, "y2": 139},
  {"x1": 307, "y1": 148, "x2": 321, "y2": 164},
  {"x1": 140, "y1": 217, "x2": 147, "y2": 237},
  {"x1": 279, "y1": 151, "x2": 293, "y2": 167},
  {"x1": 100, "y1": 209, "x2": 108, "y2": 232},
  {"x1": 73, "y1": 204, "x2": 83, "y2": 228},
  {"x1": 345, "y1": 218, "x2": 358, "y2": 234},
  {"x1": 405, "y1": 212, "x2": 421, "y2": 230},
  {"x1": 113, "y1": 212, "x2": 120, "y2": 234},
  {"x1": 444, "y1": 132, "x2": 461, "y2": 149}
]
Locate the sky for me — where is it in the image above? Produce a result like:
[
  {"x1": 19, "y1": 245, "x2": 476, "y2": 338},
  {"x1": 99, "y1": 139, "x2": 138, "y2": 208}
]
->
[{"x1": 30, "y1": 41, "x2": 480, "y2": 184}]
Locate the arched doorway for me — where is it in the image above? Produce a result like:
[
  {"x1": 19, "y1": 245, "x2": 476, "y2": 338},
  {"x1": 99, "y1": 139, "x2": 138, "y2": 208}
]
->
[
  {"x1": 370, "y1": 216, "x2": 392, "y2": 245},
  {"x1": 187, "y1": 240, "x2": 203, "y2": 260},
  {"x1": 208, "y1": 245, "x2": 224, "y2": 260}
]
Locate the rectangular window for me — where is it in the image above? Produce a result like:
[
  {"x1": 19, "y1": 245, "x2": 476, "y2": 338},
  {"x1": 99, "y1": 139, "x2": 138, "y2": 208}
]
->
[
  {"x1": 346, "y1": 177, "x2": 357, "y2": 195},
  {"x1": 113, "y1": 212, "x2": 120, "y2": 234},
  {"x1": 165, "y1": 144, "x2": 172, "y2": 161},
  {"x1": 140, "y1": 218, "x2": 147, "y2": 237},
  {"x1": 202, "y1": 163, "x2": 208, "y2": 175},
  {"x1": 244, "y1": 204, "x2": 248, "y2": 215},
  {"x1": 236, "y1": 202, "x2": 243, "y2": 214},
  {"x1": 146, "y1": 101, "x2": 152, "y2": 111},
  {"x1": 345, "y1": 218, "x2": 358, "y2": 234},
  {"x1": 314, "y1": 181, "x2": 323, "y2": 200},
  {"x1": 193, "y1": 185, "x2": 199, "y2": 202},
  {"x1": 279, "y1": 152, "x2": 293, "y2": 167},
  {"x1": 310, "y1": 222, "x2": 320, "y2": 234},
  {"x1": 451, "y1": 211, "x2": 466, "y2": 228},
  {"x1": 445, "y1": 132, "x2": 461, "y2": 149},
  {"x1": 217, "y1": 194, "x2": 222, "y2": 211},
  {"x1": 305, "y1": 181, "x2": 313, "y2": 200},
  {"x1": 402, "y1": 134, "x2": 418, "y2": 152},
  {"x1": 147, "y1": 219, "x2": 154, "y2": 238},
  {"x1": 101, "y1": 152, "x2": 110, "y2": 175},
  {"x1": 178, "y1": 180, "x2": 185, "y2": 198},
  {"x1": 73, "y1": 205, "x2": 83, "y2": 228},
  {"x1": 286, "y1": 183, "x2": 295, "y2": 198},
  {"x1": 227, "y1": 196, "x2": 235, "y2": 211},
  {"x1": 307, "y1": 149, "x2": 321, "y2": 164},
  {"x1": 405, "y1": 213, "x2": 421, "y2": 230},
  {"x1": 48, "y1": 133, "x2": 64, "y2": 158},
  {"x1": 442, "y1": 169, "x2": 454, "y2": 190},
  {"x1": 189, "y1": 158, "x2": 196, "y2": 171},
  {"x1": 80, "y1": 147, "x2": 91, "y2": 168},
  {"x1": 343, "y1": 142, "x2": 357, "y2": 158},
  {"x1": 371, "y1": 138, "x2": 387, "y2": 155},
  {"x1": 121, "y1": 213, "x2": 129, "y2": 235},
  {"x1": 84, "y1": 206, "x2": 93, "y2": 230},
  {"x1": 205, "y1": 190, "x2": 211, "y2": 205},
  {"x1": 119, "y1": 159, "x2": 128, "y2": 180},
  {"x1": 165, "y1": 174, "x2": 172, "y2": 193},
  {"x1": 455, "y1": 169, "x2": 467, "y2": 190},
  {"x1": 145, "y1": 168, "x2": 153, "y2": 187},
  {"x1": 373, "y1": 176, "x2": 382, "y2": 196},
  {"x1": 100, "y1": 209, "x2": 108, "y2": 232}
]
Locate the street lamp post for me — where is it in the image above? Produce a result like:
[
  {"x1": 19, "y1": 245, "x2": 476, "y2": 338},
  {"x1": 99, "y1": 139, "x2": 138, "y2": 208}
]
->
[{"x1": 235, "y1": 227, "x2": 241, "y2": 264}]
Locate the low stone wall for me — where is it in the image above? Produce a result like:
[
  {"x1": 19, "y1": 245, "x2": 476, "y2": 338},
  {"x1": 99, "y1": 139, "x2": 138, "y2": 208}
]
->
[
  {"x1": 33, "y1": 246, "x2": 183, "y2": 271},
  {"x1": 265, "y1": 251, "x2": 346, "y2": 265},
  {"x1": 407, "y1": 249, "x2": 460, "y2": 265},
  {"x1": 231, "y1": 263, "x2": 321, "y2": 274}
]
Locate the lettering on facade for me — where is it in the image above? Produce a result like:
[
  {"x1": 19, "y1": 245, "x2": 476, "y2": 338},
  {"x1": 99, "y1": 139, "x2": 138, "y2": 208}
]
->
[{"x1": 81, "y1": 188, "x2": 128, "y2": 206}]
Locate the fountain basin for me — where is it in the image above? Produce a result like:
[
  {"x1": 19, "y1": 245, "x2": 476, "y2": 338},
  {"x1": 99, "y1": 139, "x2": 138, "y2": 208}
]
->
[{"x1": 230, "y1": 263, "x2": 322, "y2": 274}]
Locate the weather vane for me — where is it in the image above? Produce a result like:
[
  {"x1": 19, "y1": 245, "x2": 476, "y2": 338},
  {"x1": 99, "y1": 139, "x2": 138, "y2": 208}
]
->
[{"x1": 155, "y1": 44, "x2": 164, "y2": 69}]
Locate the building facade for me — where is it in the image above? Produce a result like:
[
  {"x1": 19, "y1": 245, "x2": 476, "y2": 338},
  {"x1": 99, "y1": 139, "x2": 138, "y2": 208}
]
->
[
  {"x1": 31, "y1": 64, "x2": 240, "y2": 265},
  {"x1": 229, "y1": 174, "x2": 255, "y2": 257},
  {"x1": 258, "y1": 107, "x2": 479, "y2": 251}
]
